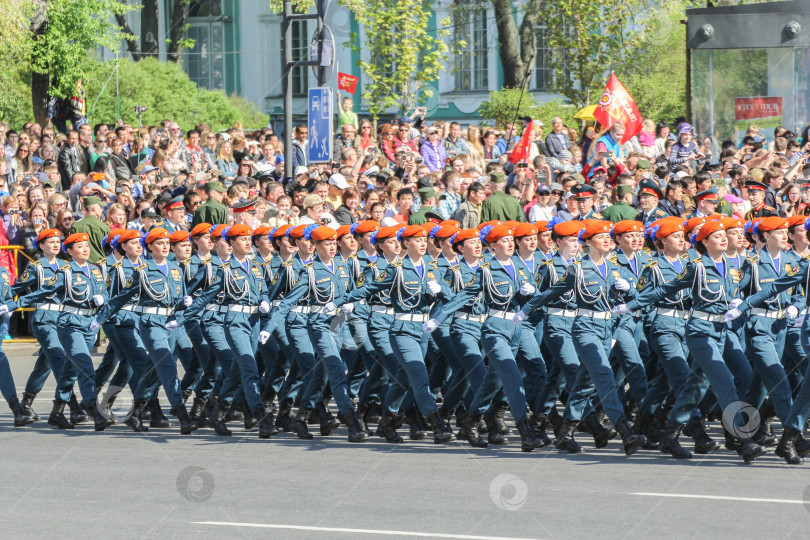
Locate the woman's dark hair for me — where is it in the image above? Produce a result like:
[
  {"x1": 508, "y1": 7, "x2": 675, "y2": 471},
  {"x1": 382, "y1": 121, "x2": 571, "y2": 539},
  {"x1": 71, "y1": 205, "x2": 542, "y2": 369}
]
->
[
  {"x1": 695, "y1": 240, "x2": 708, "y2": 254},
  {"x1": 655, "y1": 121, "x2": 669, "y2": 138}
]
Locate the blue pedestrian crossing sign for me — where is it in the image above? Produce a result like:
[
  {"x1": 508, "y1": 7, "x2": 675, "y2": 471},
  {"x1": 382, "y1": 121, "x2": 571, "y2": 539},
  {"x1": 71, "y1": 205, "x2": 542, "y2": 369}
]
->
[{"x1": 308, "y1": 87, "x2": 333, "y2": 163}]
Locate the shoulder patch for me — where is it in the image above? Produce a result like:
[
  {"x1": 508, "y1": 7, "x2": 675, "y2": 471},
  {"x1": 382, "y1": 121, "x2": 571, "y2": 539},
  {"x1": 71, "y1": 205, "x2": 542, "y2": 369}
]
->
[{"x1": 636, "y1": 276, "x2": 648, "y2": 290}]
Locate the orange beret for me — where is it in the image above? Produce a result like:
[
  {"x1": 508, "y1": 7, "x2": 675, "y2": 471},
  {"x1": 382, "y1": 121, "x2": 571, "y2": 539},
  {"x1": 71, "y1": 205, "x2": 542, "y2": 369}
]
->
[
  {"x1": 401, "y1": 225, "x2": 428, "y2": 238},
  {"x1": 452, "y1": 228, "x2": 480, "y2": 245},
  {"x1": 117, "y1": 229, "x2": 142, "y2": 243},
  {"x1": 288, "y1": 224, "x2": 308, "y2": 239},
  {"x1": 190, "y1": 223, "x2": 212, "y2": 237},
  {"x1": 787, "y1": 215, "x2": 808, "y2": 229},
  {"x1": 36, "y1": 228, "x2": 61, "y2": 244},
  {"x1": 611, "y1": 220, "x2": 644, "y2": 236},
  {"x1": 580, "y1": 220, "x2": 613, "y2": 240},
  {"x1": 654, "y1": 218, "x2": 684, "y2": 239},
  {"x1": 64, "y1": 232, "x2": 89, "y2": 246},
  {"x1": 440, "y1": 220, "x2": 460, "y2": 229},
  {"x1": 721, "y1": 217, "x2": 745, "y2": 230},
  {"x1": 423, "y1": 222, "x2": 440, "y2": 236},
  {"x1": 210, "y1": 224, "x2": 229, "y2": 238},
  {"x1": 695, "y1": 219, "x2": 725, "y2": 243},
  {"x1": 253, "y1": 226, "x2": 272, "y2": 237},
  {"x1": 683, "y1": 216, "x2": 707, "y2": 234},
  {"x1": 311, "y1": 226, "x2": 337, "y2": 242},
  {"x1": 352, "y1": 220, "x2": 380, "y2": 235},
  {"x1": 144, "y1": 227, "x2": 170, "y2": 244},
  {"x1": 756, "y1": 216, "x2": 788, "y2": 232},
  {"x1": 375, "y1": 226, "x2": 399, "y2": 240},
  {"x1": 336, "y1": 225, "x2": 352, "y2": 238},
  {"x1": 513, "y1": 223, "x2": 539, "y2": 237},
  {"x1": 553, "y1": 220, "x2": 585, "y2": 237},
  {"x1": 484, "y1": 225, "x2": 514, "y2": 243},
  {"x1": 105, "y1": 228, "x2": 126, "y2": 246},
  {"x1": 273, "y1": 224, "x2": 292, "y2": 238},
  {"x1": 169, "y1": 230, "x2": 191, "y2": 243},
  {"x1": 534, "y1": 221, "x2": 549, "y2": 233},
  {"x1": 434, "y1": 224, "x2": 460, "y2": 239},
  {"x1": 477, "y1": 220, "x2": 503, "y2": 231},
  {"x1": 226, "y1": 224, "x2": 253, "y2": 237},
  {"x1": 503, "y1": 221, "x2": 522, "y2": 229}
]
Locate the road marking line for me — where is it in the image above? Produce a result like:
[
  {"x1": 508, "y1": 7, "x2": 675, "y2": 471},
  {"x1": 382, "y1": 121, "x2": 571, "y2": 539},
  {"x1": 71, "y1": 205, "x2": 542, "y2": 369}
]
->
[
  {"x1": 191, "y1": 521, "x2": 545, "y2": 540},
  {"x1": 631, "y1": 492, "x2": 804, "y2": 505}
]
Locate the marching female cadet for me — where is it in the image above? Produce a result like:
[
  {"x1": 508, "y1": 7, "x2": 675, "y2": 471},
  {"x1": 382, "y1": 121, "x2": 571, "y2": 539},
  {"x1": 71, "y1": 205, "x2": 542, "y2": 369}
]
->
[
  {"x1": 1, "y1": 233, "x2": 112, "y2": 431},
  {"x1": 615, "y1": 219, "x2": 767, "y2": 462},
  {"x1": 512, "y1": 222, "x2": 550, "y2": 444},
  {"x1": 633, "y1": 217, "x2": 718, "y2": 456},
  {"x1": 330, "y1": 225, "x2": 455, "y2": 444},
  {"x1": 173, "y1": 224, "x2": 275, "y2": 438},
  {"x1": 427, "y1": 224, "x2": 545, "y2": 451},
  {"x1": 263, "y1": 225, "x2": 368, "y2": 443},
  {"x1": 783, "y1": 215, "x2": 810, "y2": 394},
  {"x1": 0, "y1": 256, "x2": 33, "y2": 427},
  {"x1": 532, "y1": 220, "x2": 586, "y2": 448},
  {"x1": 520, "y1": 220, "x2": 647, "y2": 456},
  {"x1": 92, "y1": 228, "x2": 197, "y2": 434},
  {"x1": 169, "y1": 230, "x2": 204, "y2": 402},
  {"x1": 14, "y1": 229, "x2": 73, "y2": 427}
]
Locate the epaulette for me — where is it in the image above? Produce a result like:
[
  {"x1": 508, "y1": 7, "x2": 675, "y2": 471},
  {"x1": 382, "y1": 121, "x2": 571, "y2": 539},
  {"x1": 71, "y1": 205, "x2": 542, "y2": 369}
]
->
[
  {"x1": 428, "y1": 260, "x2": 439, "y2": 269},
  {"x1": 31, "y1": 260, "x2": 42, "y2": 266},
  {"x1": 606, "y1": 253, "x2": 618, "y2": 264},
  {"x1": 59, "y1": 264, "x2": 70, "y2": 271},
  {"x1": 542, "y1": 259, "x2": 554, "y2": 267},
  {"x1": 747, "y1": 254, "x2": 760, "y2": 264},
  {"x1": 803, "y1": 253, "x2": 810, "y2": 261},
  {"x1": 135, "y1": 263, "x2": 148, "y2": 270},
  {"x1": 765, "y1": 206, "x2": 777, "y2": 211},
  {"x1": 202, "y1": 257, "x2": 212, "y2": 265},
  {"x1": 691, "y1": 257, "x2": 702, "y2": 264},
  {"x1": 391, "y1": 260, "x2": 403, "y2": 267},
  {"x1": 181, "y1": 258, "x2": 192, "y2": 265},
  {"x1": 480, "y1": 261, "x2": 490, "y2": 268},
  {"x1": 303, "y1": 261, "x2": 314, "y2": 268},
  {"x1": 282, "y1": 259, "x2": 293, "y2": 268},
  {"x1": 680, "y1": 254, "x2": 689, "y2": 260},
  {"x1": 367, "y1": 260, "x2": 377, "y2": 269},
  {"x1": 111, "y1": 261, "x2": 123, "y2": 269},
  {"x1": 449, "y1": 263, "x2": 460, "y2": 272},
  {"x1": 645, "y1": 260, "x2": 658, "y2": 268},
  {"x1": 642, "y1": 247, "x2": 654, "y2": 255},
  {"x1": 220, "y1": 262, "x2": 231, "y2": 269},
  {"x1": 572, "y1": 259, "x2": 582, "y2": 265}
]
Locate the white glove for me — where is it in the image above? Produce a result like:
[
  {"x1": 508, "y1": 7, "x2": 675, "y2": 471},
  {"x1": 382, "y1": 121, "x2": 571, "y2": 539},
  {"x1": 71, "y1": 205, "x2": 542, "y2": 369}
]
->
[
  {"x1": 0, "y1": 305, "x2": 9, "y2": 315},
  {"x1": 258, "y1": 300, "x2": 270, "y2": 314},
  {"x1": 793, "y1": 316, "x2": 805, "y2": 328},
  {"x1": 323, "y1": 301, "x2": 337, "y2": 315},
  {"x1": 613, "y1": 278, "x2": 630, "y2": 291},
  {"x1": 258, "y1": 330, "x2": 271, "y2": 344},
  {"x1": 89, "y1": 318, "x2": 101, "y2": 332},
  {"x1": 729, "y1": 298, "x2": 743, "y2": 309},
  {"x1": 512, "y1": 310, "x2": 526, "y2": 325},
  {"x1": 427, "y1": 280, "x2": 441, "y2": 295},
  {"x1": 786, "y1": 305, "x2": 799, "y2": 320},
  {"x1": 519, "y1": 282, "x2": 536, "y2": 296},
  {"x1": 165, "y1": 320, "x2": 180, "y2": 331},
  {"x1": 612, "y1": 304, "x2": 629, "y2": 316},
  {"x1": 342, "y1": 303, "x2": 355, "y2": 314},
  {"x1": 92, "y1": 294, "x2": 105, "y2": 306},
  {"x1": 423, "y1": 319, "x2": 439, "y2": 333},
  {"x1": 723, "y1": 308, "x2": 742, "y2": 323},
  {"x1": 183, "y1": 296, "x2": 193, "y2": 307}
]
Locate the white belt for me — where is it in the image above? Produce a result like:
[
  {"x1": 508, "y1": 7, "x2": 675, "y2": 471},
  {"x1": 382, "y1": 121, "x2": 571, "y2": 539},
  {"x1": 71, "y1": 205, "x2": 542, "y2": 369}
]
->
[
  {"x1": 34, "y1": 303, "x2": 62, "y2": 312},
  {"x1": 205, "y1": 304, "x2": 219, "y2": 312},
  {"x1": 801, "y1": 308, "x2": 808, "y2": 316},
  {"x1": 62, "y1": 306, "x2": 97, "y2": 316},
  {"x1": 121, "y1": 304, "x2": 136, "y2": 311},
  {"x1": 656, "y1": 308, "x2": 690, "y2": 319},
  {"x1": 691, "y1": 310, "x2": 724, "y2": 322},
  {"x1": 547, "y1": 307, "x2": 577, "y2": 318},
  {"x1": 228, "y1": 305, "x2": 258, "y2": 314},
  {"x1": 394, "y1": 313, "x2": 430, "y2": 322},
  {"x1": 371, "y1": 305, "x2": 394, "y2": 315},
  {"x1": 454, "y1": 312, "x2": 488, "y2": 323},
  {"x1": 271, "y1": 300, "x2": 281, "y2": 307},
  {"x1": 308, "y1": 306, "x2": 334, "y2": 315},
  {"x1": 750, "y1": 307, "x2": 785, "y2": 320},
  {"x1": 132, "y1": 306, "x2": 173, "y2": 316},
  {"x1": 489, "y1": 310, "x2": 518, "y2": 320},
  {"x1": 578, "y1": 309, "x2": 612, "y2": 320},
  {"x1": 291, "y1": 306, "x2": 311, "y2": 314}
]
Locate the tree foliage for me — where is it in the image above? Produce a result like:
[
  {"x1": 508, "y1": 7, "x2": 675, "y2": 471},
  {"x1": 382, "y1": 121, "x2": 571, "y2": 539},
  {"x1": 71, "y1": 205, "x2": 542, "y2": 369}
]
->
[
  {"x1": 0, "y1": 0, "x2": 35, "y2": 126},
  {"x1": 479, "y1": 88, "x2": 575, "y2": 128}
]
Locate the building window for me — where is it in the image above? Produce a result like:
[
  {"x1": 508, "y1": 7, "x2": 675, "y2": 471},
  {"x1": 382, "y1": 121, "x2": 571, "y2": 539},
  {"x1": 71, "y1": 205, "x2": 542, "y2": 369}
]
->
[
  {"x1": 454, "y1": 9, "x2": 488, "y2": 91},
  {"x1": 184, "y1": 0, "x2": 225, "y2": 90},
  {"x1": 280, "y1": 20, "x2": 309, "y2": 97},
  {"x1": 535, "y1": 23, "x2": 552, "y2": 91}
]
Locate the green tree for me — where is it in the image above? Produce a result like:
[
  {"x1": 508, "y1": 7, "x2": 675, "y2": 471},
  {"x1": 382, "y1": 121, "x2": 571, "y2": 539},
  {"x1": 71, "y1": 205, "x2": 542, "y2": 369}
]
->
[
  {"x1": 479, "y1": 88, "x2": 575, "y2": 129},
  {"x1": 0, "y1": 0, "x2": 35, "y2": 126}
]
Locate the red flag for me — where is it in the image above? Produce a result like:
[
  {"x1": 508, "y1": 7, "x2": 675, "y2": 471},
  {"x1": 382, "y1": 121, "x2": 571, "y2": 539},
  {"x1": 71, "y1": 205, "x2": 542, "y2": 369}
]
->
[
  {"x1": 509, "y1": 119, "x2": 534, "y2": 164},
  {"x1": 593, "y1": 73, "x2": 643, "y2": 145},
  {"x1": 337, "y1": 72, "x2": 359, "y2": 94}
]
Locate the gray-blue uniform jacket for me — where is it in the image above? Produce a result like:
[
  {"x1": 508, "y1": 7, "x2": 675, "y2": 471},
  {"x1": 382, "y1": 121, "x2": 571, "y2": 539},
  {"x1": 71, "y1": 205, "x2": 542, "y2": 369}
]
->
[
  {"x1": 96, "y1": 259, "x2": 187, "y2": 325},
  {"x1": 12, "y1": 257, "x2": 64, "y2": 324}
]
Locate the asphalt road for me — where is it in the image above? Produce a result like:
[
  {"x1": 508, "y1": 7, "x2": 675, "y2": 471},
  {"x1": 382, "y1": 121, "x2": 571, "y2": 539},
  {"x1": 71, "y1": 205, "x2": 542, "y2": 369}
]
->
[{"x1": 1, "y1": 343, "x2": 809, "y2": 540}]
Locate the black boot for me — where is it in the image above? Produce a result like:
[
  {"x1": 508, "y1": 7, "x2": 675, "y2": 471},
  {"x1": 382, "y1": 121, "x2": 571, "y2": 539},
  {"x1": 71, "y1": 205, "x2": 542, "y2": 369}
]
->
[
  {"x1": 316, "y1": 401, "x2": 340, "y2": 436},
  {"x1": 239, "y1": 401, "x2": 257, "y2": 430},
  {"x1": 724, "y1": 428, "x2": 743, "y2": 453},
  {"x1": 68, "y1": 394, "x2": 89, "y2": 424},
  {"x1": 683, "y1": 419, "x2": 719, "y2": 454},
  {"x1": 753, "y1": 415, "x2": 778, "y2": 447},
  {"x1": 493, "y1": 402, "x2": 511, "y2": 434},
  {"x1": 148, "y1": 397, "x2": 172, "y2": 428},
  {"x1": 516, "y1": 416, "x2": 544, "y2": 452},
  {"x1": 275, "y1": 400, "x2": 295, "y2": 432},
  {"x1": 367, "y1": 402, "x2": 382, "y2": 423},
  {"x1": 172, "y1": 404, "x2": 199, "y2": 434},
  {"x1": 91, "y1": 400, "x2": 114, "y2": 431},
  {"x1": 529, "y1": 413, "x2": 552, "y2": 447},
  {"x1": 615, "y1": 418, "x2": 645, "y2": 456},
  {"x1": 256, "y1": 406, "x2": 278, "y2": 438},
  {"x1": 739, "y1": 438, "x2": 767, "y2": 463},
  {"x1": 210, "y1": 400, "x2": 232, "y2": 436},
  {"x1": 635, "y1": 414, "x2": 664, "y2": 444},
  {"x1": 429, "y1": 410, "x2": 454, "y2": 443},
  {"x1": 355, "y1": 403, "x2": 372, "y2": 435},
  {"x1": 20, "y1": 392, "x2": 40, "y2": 422},
  {"x1": 460, "y1": 413, "x2": 488, "y2": 448},
  {"x1": 225, "y1": 406, "x2": 244, "y2": 422},
  {"x1": 406, "y1": 407, "x2": 426, "y2": 440},
  {"x1": 261, "y1": 391, "x2": 276, "y2": 413},
  {"x1": 775, "y1": 427, "x2": 803, "y2": 465},
  {"x1": 339, "y1": 409, "x2": 369, "y2": 442},
  {"x1": 376, "y1": 411, "x2": 404, "y2": 443},
  {"x1": 585, "y1": 411, "x2": 617, "y2": 449},
  {"x1": 659, "y1": 423, "x2": 692, "y2": 459},
  {"x1": 124, "y1": 401, "x2": 148, "y2": 432},
  {"x1": 182, "y1": 388, "x2": 192, "y2": 403},
  {"x1": 48, "y1": 399, "x2": 74, "y2": 429},
  {"x1": 102, "y1": 393, "x2": 119, "y2": 424},
  {"x1": 484, "y1": 413, "x2": 508, "y2": 445},
  {"x1": 795, "y1": 432, "x2": 810, "y2": 458},
  {"x1": 555, "y1": 420, "x2": 582, "y2": 453},
  {"x1": 547, "y1": 406, "x2": 564, "y2": 439},
  {"x1": 189, "y1": 397, "x2": 207, "y2": 427},
  {"x1": 294, "y1": 409, "x2": 314, "y2": 439},
  {"x1": 8, "y1": 396, "x2": 34, "y2": 427}
]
